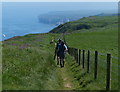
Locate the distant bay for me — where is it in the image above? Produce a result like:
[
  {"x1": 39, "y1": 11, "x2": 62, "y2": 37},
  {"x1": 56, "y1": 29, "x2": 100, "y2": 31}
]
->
[{"x1": 2, "y1": 22, "x2": 56, "y2": 41}]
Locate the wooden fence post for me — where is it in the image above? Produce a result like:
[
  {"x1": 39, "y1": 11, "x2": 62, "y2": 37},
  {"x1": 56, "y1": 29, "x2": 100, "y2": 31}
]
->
[
  {"x1": 87, "y1": 50, "x2": 90, "y2": 73},
  {"x1": 94, "y1": 51, "x2": 98, "y2": 80},
  {"x1": 71, "y1": 48, "x2": 73, "y2": 56},
  {"x1": 70, "y1": 48, "x2": 72, "y2": 56},
  {"x1": 70, "y1": 48, "x2": 71, "y2": 55},
  {"x1": 72, "y1": 48, "x2": 74, "y2": 56},
  {"x1": 79, "y1": 49, "x2": 81, "y2": 65},
  {"x1": 76, "y1": 49, "x2": 78, "y2": 64},
  {"x1": 75, "y1": 48, "x2": 77, "y2": 63},
  {"x1": 82, "y1": 50, "x2": 85, "y2": 69},
  {"x1": 68, "y1": 47, "x2": 70, "y2": 55},
  {"x1": 74, "y1": 48, "x2": 76, "y2": 60},
  {"x1": 106, "y1": 54, "x2": 111, "y2": 91}
]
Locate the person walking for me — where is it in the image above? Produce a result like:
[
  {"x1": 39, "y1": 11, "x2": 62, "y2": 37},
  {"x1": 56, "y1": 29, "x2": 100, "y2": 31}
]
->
[{"x1": 54, "y1": 39, "x2": 68, "y2": 67}]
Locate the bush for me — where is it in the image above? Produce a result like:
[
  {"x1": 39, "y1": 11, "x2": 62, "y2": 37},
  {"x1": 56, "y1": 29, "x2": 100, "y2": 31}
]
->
[{"x1": 75, "y1": 24, "x2": 91, "y2": 30}]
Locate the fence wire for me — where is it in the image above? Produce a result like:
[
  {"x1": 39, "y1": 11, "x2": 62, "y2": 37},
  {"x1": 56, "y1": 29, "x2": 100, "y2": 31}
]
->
[{"x1": 68, "y1": 47, "x2": 119, "y2": 90}]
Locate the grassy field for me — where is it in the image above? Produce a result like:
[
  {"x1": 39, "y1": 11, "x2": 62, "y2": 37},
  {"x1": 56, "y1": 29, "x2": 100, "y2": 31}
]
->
[
  {"x1": 2, "y1": 15, "x2": 118, "y2": 90},
  {"x1": 58, "y1": 26, "x2": 118, "y2": 90},
  {"x1": 50, "y1": 15, "x2": 118, "y2": 90},
  {"x1": 65, "y1": 51, "x2": 118, "y2": 90},
  {"x1": 65, "y1": 24, "x2": 118, "y2": 57},
  {"x1": 63, "y1": 16, "x2": 118, "y2": 90},
  {"x1": 2, "y1": 33, "x2": 64, "y2": 90}
]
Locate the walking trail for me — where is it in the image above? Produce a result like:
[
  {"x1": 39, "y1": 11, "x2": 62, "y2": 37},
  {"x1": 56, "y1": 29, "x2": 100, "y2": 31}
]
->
[{"x1": 56, "y1": 62, "x2": 78, "y2": 90}]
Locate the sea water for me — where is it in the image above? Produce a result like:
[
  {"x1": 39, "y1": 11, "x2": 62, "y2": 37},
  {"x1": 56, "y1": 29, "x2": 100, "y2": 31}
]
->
[{"x1": 2, "y1": 21, "x2": 56, "y2": 41}]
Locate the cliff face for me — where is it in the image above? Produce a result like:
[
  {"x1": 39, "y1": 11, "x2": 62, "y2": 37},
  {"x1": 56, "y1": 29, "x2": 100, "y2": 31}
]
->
[
  {"x1": 38, "y1": 13, "x2": 82, "y2": 25},
  {"x1": 38, "y1": 15, "x2": 73, "y2": 25},
  {"x1": 38, "y1": 10, "x2": 101, "y2": 25}
]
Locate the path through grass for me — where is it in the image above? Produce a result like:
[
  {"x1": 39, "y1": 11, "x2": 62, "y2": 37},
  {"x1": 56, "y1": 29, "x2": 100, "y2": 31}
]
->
[
  {"x1": 2, "y1": 31, "x2": 118, "y2": 90},
  {"x1": 55, "y1": 62, "x2": 77, "y2": 90},
  {"x1": 2, "y1": 33, "x2": 79, "y2": 90}
]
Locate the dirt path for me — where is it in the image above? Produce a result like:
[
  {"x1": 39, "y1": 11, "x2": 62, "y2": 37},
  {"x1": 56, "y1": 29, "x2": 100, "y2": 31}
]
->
[{"x1": 57, "y1": 63, "x2": 76, "y2": 90}]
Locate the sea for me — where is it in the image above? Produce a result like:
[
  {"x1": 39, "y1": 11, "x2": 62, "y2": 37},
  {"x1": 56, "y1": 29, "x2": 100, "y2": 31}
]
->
[{"x1": 2, "y1": 19, "x2": 56, "y2": 41}]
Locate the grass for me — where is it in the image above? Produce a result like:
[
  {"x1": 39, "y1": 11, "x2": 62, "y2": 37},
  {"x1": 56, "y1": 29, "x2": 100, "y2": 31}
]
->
[
  {"x1": 2, "y1": 33, "x2": 63, "y2": 90},
  {"x1": 65, "y1": 52, "x2": 118, "y2": 90},
  {"x1": 50, "y1": 16, "x2": 118, "y2": 33},
  {"x1": 51, "y1": 15, "x2": 118, "y2": 90},
  {"x1": 65, "y1": 24, "x2": 118, "y2": 57},
  {"x1": 2, "y1": 15, "x2": 118, "y2": 90},
  {"x1": 63, "y1": 17, "x2": 118, "y2": 90}
]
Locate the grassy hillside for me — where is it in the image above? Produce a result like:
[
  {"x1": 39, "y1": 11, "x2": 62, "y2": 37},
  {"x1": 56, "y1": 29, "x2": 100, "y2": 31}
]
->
[
  {"x1": 50, "y1": 15, "x2": 118, "y2": 90},
  {"x1": 65, "y1": 53, "x2": 118, "y2": 90},
  {"x1": 65, "y1": 25, "x2": 118, "y2": 57},
  {"x1": 50, "y1": 16, "x2": 118, "y2": 56},
  {"x1": 2, "y1": 33, "x2": 64, "y2": 90},
  {"x1": 2, "y1": 33, "x2": 82, "y2": 90},
  {"x1": 50, "y1": 16, "x2": 118, "y2": 33},
  {"x1": 2, "y1": 15, "x2": 118, "y2": 90}
]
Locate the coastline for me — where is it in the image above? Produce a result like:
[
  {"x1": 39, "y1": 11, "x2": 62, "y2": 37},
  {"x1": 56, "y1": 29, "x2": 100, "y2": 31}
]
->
[{"x1": 2, "y1": 32, "x2": 50, "y2": 42}]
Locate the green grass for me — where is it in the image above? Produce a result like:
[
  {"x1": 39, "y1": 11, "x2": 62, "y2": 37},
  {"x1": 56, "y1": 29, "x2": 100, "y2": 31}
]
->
[
  {"x1": 50, "y1": 15, "x2": 118, "y2": 90},
  {"x1": 62, "y1": 16, "x2": 118, "y2": 90},
  {"x1": 65, "y1": 24, "x2": 118, "y2": 57},
  {"x1": 65, "y1": 52, "x2": 118, "y2": 90},
  {"x1": 2, "y1": 33, "x2": 63, "y2": 90},
  {"x1": 2, "y1": 15, "x2": 118, "y2": 90},
  {"x1": 50, "y1": 16, "x2": 118, "y2": 33}
]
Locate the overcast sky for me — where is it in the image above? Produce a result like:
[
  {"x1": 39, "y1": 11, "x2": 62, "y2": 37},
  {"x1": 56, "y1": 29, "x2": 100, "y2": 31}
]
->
[{"x1": 2, "y1": 2, "x2": 118, "y2": 23}]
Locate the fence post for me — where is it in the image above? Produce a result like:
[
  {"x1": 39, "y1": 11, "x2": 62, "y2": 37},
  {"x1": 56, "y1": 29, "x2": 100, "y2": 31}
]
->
[
  {"x1": 87, "y1": 50, "x2": 90, "y2": 73},
  {"x1": 68, "y1": 47, "x2": 70, "y2": 55},
  {"x1": 94, "y1": 51, "x2": 98, "y2": 80},
  {"x1": 69, "y1": 48, "x2": 72, "y2": 56},
  {"x1": 76, "y1": 49, "x2": 79, "y2": 64},
  {"x1": 82, "y1": 50, "x2": 85, "y2": 69},
  {"x1": 71, "y1": 48, "x2": 73, "y2": 56},
  {"x1": 70, "y1": 48, "x2": 72, "y2": 56},
  {"x1": 72, "y1": 48, "x2": 74, "y2": 56},
  {"x1": 106, "y1": 54, "x2": 111, "y2": 91},
  {"x1": 74, "y1": 48, "x2": 76, "y2": 61},
  {"x1": 70, "y1": 48, "x2": 71, "y2": 55},
  {"x1": 75, "y1": 48, "x2": 77, "y2": 63},
  {"x1": 79, "y1": 49, "x2": 81, "y2": 65}
]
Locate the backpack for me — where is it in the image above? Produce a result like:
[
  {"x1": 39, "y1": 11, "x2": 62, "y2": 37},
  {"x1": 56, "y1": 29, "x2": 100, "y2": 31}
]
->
[{"x1": 57, "y1": 42, "x2": 65, "y2": 53}]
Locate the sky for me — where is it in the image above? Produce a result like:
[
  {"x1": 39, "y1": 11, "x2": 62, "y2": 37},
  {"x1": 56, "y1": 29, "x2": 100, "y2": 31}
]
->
[
  {"x1": 0, "y1": 2, "x2": 118, "y2": 40},
  {"x1": 2, "y1": 2, "x2": 118, "y2": 23}
]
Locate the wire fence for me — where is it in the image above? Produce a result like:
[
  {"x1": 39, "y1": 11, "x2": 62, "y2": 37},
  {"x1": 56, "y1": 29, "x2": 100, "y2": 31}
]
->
[{"x1": 68, "y1": 47, "x2": 118, "y2": 90}]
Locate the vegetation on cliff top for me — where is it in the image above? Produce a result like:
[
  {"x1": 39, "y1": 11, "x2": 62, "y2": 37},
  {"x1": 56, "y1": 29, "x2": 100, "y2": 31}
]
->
[{"x1": 49, "y1": 16, "x2": 118, "y2": 33}]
